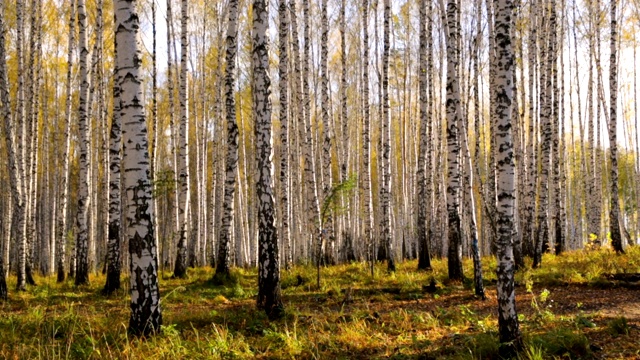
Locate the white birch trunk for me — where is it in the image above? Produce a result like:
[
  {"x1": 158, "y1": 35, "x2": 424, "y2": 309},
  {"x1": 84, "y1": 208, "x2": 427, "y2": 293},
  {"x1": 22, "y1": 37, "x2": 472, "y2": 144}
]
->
[
  {"x1": 74, "y1": 0, "x2": 90, "y2": 285},
  {"x1": 253, "y1": 0, "x2": 284, "y2": 320},
  {"x1": 0, "y1": 2, "x2": 14, "y2": 299},
  {"x1": 278, "y1": 0, "x2": 291, "y2": 269},
  {"x1": 381, "y1": 0, "x2": 394, "y2": 272},
  {"x1": 441, "y1": 0, "x2": 463, "y2": 281},
  {"x1": 608, "y1": 0, "x2": 623, "y2": 253},
  {"x1": 115, "y1": 0, "x2": 162, "y2": 335},
  {"x1": 215, "y1": 0, "x2": 239, "y2": 277},
  {"x1": 173, "y1": 0, "x2": 190, "y2": 278},
  {"x1": 493, "y1": 0, "x2": 522, "y2": 354}
]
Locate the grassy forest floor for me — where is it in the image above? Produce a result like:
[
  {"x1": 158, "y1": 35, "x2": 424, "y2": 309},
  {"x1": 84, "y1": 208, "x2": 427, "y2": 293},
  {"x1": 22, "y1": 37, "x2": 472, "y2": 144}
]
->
[{"x1": 1, "y1": 248, "x2": 640, "y2": 359}]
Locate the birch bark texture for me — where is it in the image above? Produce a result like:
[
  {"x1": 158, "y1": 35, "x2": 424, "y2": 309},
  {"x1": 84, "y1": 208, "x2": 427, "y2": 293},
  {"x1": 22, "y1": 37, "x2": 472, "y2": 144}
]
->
[
  {"x1": 361, "y1": 0, "x2": 374, "y2": 276},
  {"x1": 443, "y1": 0, "x2": 464, "y2": 281},
  {"x1": 381, "y1": 0, "x2": 394, "y2": 272},
  {"x1": 253, "y1": 0, "x2": 284, "y2": 320},
  {"x1": 215, "y1": 0, "x2": 239, "y2": 278},
  {"x1": 608, "y1": 0, "x2": 623, "y2": 253},
  {"x1": 417, "y1": 0, "x2": 432, "y2": 271},
  {"x1": 0, "y1": 0, "x2": 14, "y2": 300},
  {"x1": 278, "y1": 0, "x2": 291, "y2": 270},
  {"x1": 492, "y1": 0, "x2": 522, "y2": 353},
  {"x1": 533, "y1": 0, "x2": 555, "y2": 268},
  {"x1": 174, "y1": 0, "x2": 191, "y2": 278},
  {"x1": 114, "y1": 0, "x2": 162, "y2": 335},
  {"x1": 103, "y1": 17, "x2": 123, "y2": 295},
  {"x1": 56, "y1": 0, "x2": 76, "y2": 283},
  {"x1": 320, "y1": 0, "x2": 334, "y2": 264},
  {"x1": 74, "y1": 0, "x2": 91, "y2": 286},
  {"x1": 14, "y1": 0, "x2": 28, "y2": 291}
]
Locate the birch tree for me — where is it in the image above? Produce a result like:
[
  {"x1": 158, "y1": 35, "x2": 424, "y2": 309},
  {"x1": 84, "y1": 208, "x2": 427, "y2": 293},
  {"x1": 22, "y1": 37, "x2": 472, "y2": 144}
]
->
[
  {"x1": 74, "y1": 0, "x2": 91, "y2": 286},
  {"x1": 173, "y1": 0, "x2": 191, "y2": 278},
  {"x1": 493, "y1": 0, "x2": 522, "y2": 354},
  {"x1": 302, "y1": 0, "x2": 321, "y2": 269},
  {"x1": 361, "y1": 0, "x2": 374, "y2": 276},
  {"x1": 320, "y1": 0, "x2": 334, "y2": 265},
  {"x1": 15, "y1": 0, "x2": 28, "y2": 291},
  {"x1": 253, "y1": 0, "x2": 284, "y2": 320},
  {"x1": 417, "y1": 0, "x2": 432, "y2": 271},
  {"x1": 0, "y1": 0, "x2": 13, "y2": 300},
  {"x1": 115, "y1": 0, "x2": 162, "y2": 335},
  {"x1": 103, "y1": 18, "x2": 123, "y2": 295},
  {"x1": 533, "y1": 0, "x2": 554, "y2": 268},
  {"x1": 278, "y1": 0, "x2": 291, "y2": 269},
  {"x1": 215, "y1": 0, "x2": 239, "y2": 278},
  {"x1": 381, "y1": 0, "x2": 394, "y2": 272},
  {"x1": 442, "y1": 0, "x2": 464, "y2": 281},
  {"x1": 608, "y1": 0, "x2": 623, "y2": 253}
]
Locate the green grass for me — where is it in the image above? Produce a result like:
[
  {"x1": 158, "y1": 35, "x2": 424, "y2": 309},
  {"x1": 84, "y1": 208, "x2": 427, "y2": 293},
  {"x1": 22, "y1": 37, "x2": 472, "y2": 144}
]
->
[{"x1": 1, "y1": 248, "x2": 639, "y2": 359}]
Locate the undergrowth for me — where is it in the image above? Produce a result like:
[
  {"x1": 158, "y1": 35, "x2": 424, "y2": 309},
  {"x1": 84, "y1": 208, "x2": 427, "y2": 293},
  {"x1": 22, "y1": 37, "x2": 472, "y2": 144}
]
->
[{"x1": 0, "y1": 248, "x2": 638, "y2": 359}]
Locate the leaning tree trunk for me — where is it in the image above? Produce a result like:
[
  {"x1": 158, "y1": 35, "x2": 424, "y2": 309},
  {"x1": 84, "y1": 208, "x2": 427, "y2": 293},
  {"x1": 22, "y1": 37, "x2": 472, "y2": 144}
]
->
[
  {"x1": 493, "y1": 0, "x2": 523, "y2": 355},
  {"x1": 115, "y1": 0, "x2": 162, "y2": 336},
  {"x1": 75, "y1": 0, "x2": 91, "y2": 286},
  {"x1": 253, "y1": 0, "x2": 284, "y2": 320},
  {"x1": 443, "y1": 0, "x2": 463, "y2": 281},
  {"x1": 608, "y1": 0, "x2": 623, "y2": 253},
  {"x1": 173, "y1": 0, "x2": 190, "y2": 278},
  {"x1": 215, "y1": 0, "x2": 239, "y2": 278}
]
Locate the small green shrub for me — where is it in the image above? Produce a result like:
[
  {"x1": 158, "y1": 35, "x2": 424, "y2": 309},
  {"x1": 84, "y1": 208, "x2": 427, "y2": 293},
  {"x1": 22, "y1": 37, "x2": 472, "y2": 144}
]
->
[
  {"x1": 530, "y1": 328, "x2": 591, "y2": 359},
  {"x1": 607, "y1": 316, "x2": 630, "y2": 336},
  {"x1": 468, "y1": 332, "x2": 500, "y2": 359}
]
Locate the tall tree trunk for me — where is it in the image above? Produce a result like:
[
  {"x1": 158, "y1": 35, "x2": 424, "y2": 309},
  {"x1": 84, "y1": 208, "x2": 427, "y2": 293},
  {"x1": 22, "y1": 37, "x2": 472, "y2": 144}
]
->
[
  {"x1": 552, "y1": 0, "x2": 564, "y2": 255},
  {"x1": 417, "y1": 0, "x2": 432, "y2": 271},
  {"x1": 166, "y1": 0, "x2": 178, "y2": 272},
  {"x1": 253, "y1": 0, "x2": 284, "y2": 320},
  {"x1": 381, "y1": 0, "x2": 394, "y2": 272},
  {"x1": 533, "y1": 1, "x2": 554, "y2": 268},
  {"x1": 289, "y1": 0, "x2": 305, "y2": 263},
  {"x1": 522, "y1": 0, "x2": 537, "y2": 258},
  {"x1": 301, "y1": 0, "x2": 321, "y2": 273},
  {"x1": 25, "y1": 0, "x2": 42, "y2": 286},
  {"x1": 442, "y1": 0, "x2": 463, "y2": 281},
  {"x1": 338, "y1": 0, "x2": 351, "y2": 262},
  {"x1": 215, "y1": 0, "x2": 239, "y2": 278},
  {"x1": 173, "y1": 0, "x2": 190, "y2": 278},
  {"x1": 361, "y1": 0, "x2": 374, "y2": 277},
  {"x1": 320, "y1": 0, "x2": 334, "y2": 266},
  {"x1": 115, "y1": 0, "x2": 162, "y2": 335},
  {"x1": 15, "y1": 0, "x2": 28, "y2": 291},
  {"x1": 608, "y1": 0, "x2": 623, "y2": 253},
  {"x1": 0, "y1": 1, "x2": 14, "y2": 300},
  {"x1": 74, "y1": 0, "x2": 91, "y2": 286},
  {"x1": 278, "y1": 0, "x2": 291, "y2": 270},
  {"x1": 103, "y1": 20, "x2": 123, "y2": 295},
  {"x1": 493, "y1": 0, "x2": 523, "y2": 355},
  {"x1": 57, "y1": 0, "x2": 76, "y2": 283},
  {"x1": 151, "y1": 0, "x2": 160, "y2": 271}
]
